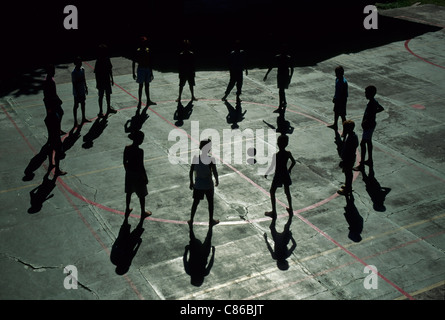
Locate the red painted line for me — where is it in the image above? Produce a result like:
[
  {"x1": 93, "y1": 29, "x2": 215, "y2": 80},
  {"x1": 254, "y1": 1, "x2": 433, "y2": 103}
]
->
[
  {"x1": 57, "y1": 179, "x2": 145, "y2": 300},
  {"x1": 2, "y1": 103, "x2": 145, "y2": 300},
  {"x1": 244, "y1": 229, "x2": 445, "y2": 300},
  {"x1": 1, "y1": 104, "x2": 37, "y2": 154},
  {"x1": 94, "y1": 79, "x2": 412, "y2": 299},
  {"x1": 404, "y1": 39, "x2": 445, "y2": 70},
  {"x1": 51, "y1": 62, "x2": 413, "y2": 298},
  {"x1": 57, "y1": 98, "x2": 352, "y2": 226}
]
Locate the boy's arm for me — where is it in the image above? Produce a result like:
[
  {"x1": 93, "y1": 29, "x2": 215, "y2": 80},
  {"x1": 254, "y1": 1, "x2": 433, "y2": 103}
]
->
[
  {"x1": 132, "y1": 60, "x2": 136, "y2": 80},
  {"x1": 211, "y1": 162, "x2": 219, "y2": 187},
  {"x1": 376, "y1": 101, "x2": 384, "y2": 113},
  {"x1": 83, "y1": 70, "x2": 88, "y2": 94},
  {"x1": 263, "y1": 67, "x2": 272, "y2": 81},
  {"x1": 189, "y1": 164, "x2": 194, "y2": 190},
  {"x1": 123, "y1": 148, "x2": 128, "y2": 170},
  {"x1": 288, "y1": 152, "x2": 296, "y2": 173},
  {"x1": 110, "y1": 68, "x2": 114, "y2": 86}
]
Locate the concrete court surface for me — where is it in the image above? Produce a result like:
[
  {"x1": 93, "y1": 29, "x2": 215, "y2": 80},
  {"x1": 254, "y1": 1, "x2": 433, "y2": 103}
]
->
[{"x1": 0, "y1": 4, "x2": 444, "y2": 305}]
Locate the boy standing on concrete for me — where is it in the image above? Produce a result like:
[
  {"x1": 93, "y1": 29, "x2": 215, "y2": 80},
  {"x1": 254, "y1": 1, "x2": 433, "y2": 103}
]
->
[
  {"x1": 264, "y1": 134, "x2": 296, "y2": 218},
  {"x1": 222, "y1": 40, "x2": 248, "y2": 103},
  {"x1": 338, "y1": 120, "x2": 359, "y2": 196},
  {"x1": 263, "y1": 44, "x2": 294, "y2": 113},
  {"x1": 94, "y1": 44, "x2": 117, "y2": 117},
  {"x1": 189, "y1": 139, "x2": 220, "y2": 226},
  {"x1": 354, "y1": 85, "x2": 384, "y2": 171},
  {"x1": 124, "y1": 130, "x2": 152, "y2": 222},
  {"x1": 176, "y1": 39, "x2": 197, "y2": 103},
  {"x1": 72, "y1": 57, "x2": 90, "y2": 127},
  {"x1": 132, "y1": 36, "x2": 156, "y2": 109},
  {"x1": 328, "y1": 66, "x2": 348, "y2": 130}
]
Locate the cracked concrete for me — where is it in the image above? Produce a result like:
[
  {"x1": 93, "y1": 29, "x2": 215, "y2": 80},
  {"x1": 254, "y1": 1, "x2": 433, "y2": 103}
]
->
[{"x1": 0, "y1": 3, "x2": 444, "y2": 305}]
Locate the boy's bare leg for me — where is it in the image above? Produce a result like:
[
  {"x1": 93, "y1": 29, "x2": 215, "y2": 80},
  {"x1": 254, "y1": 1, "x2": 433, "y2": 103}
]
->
[
  {"x1": 176, "y1": 85, "x2": 184, "y2": 102},
  {"x1": 188, "y1": 198, "x2": 199, "y2": 225},
  {"x1": 145, "y1": 84, "x2": 156, "y2": 106},
  {"x1": 190, "y1": 85, "x2": 198, "y2": 101},
  {"x1": 207, "y1": 194, "x2": 219, "y2": 226},
  {"x1": 81, "y1": 102, "x2": 90, "y2": 123},
  {"x1": 284, "y1": 185, "x2": 293, "y2": 216},
  {"x1": 139, "y1": 195, "x2": 152, "y2": 222},
  {"x1": 125, "y1": 193, "x2": 133, "y2": 218},
  {"x1": 137, "y1": 84, "x2": 143, "y2": 108},
  {"x1": 265, "y1": 185, "x2": 278, "y2": 218},
  {"x1": 73, "y1": 103, "x2": 78, "y2": 127}
]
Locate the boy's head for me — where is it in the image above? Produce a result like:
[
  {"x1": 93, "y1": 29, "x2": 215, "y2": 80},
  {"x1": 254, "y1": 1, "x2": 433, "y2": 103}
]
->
[
  {"x1": 342, "y1": 119, "x2": 355, "y2": 134},
  {"x1": 46, "y1": 64, "x2": 55, "y2": 78},
  {"x1": 280, "y1": 43, "x2": 289, "y2": 54},
  {"x1": 277, "y1": 134, "x2": 289, "y2": 150},
  {"x1": 74, "y1": 56, "x2": 82, "y2": 68},
  {"x1": 182, "y1": 39, "x2": 191, "y2": 49},
  {"x1": 335, "y1": 66, "x2": 344, "y2": 78},
  {"x1": 199, "y1": 139, "x2": 211, "y2": 151},
  {"x1": 234, "y1": 39, "x2": 241, "y2": 50},
  {"x1": 140, "y1": 36, "x2": 148, "y2": 47},
  {"x1": 97, "y1": 43, "x2": 108, "y2": 58},
  {"x1": 365, "y1": 85, "x2": 377, "y2": 99}
]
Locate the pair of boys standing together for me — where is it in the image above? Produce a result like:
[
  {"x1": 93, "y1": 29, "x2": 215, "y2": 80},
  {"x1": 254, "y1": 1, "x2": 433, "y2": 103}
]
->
[{"x1": 329, "y1": 66, "x2": 385, "y2": 196}]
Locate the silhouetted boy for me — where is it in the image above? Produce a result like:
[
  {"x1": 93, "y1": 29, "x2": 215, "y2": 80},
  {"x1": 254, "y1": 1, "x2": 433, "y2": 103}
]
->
[
  {"x1": 132, "y1": 36, "x2": 156, "y2": 108},
  {"x1": 124, "y1": 130, "x2": 152, "y2": 222},
  {"x1": 44, "y1": 106, "x2": 66, "y2": 176},
  {"x1": 263, "y1": 44, "x2": 293, "y2": 112},
  {"x1": 72, "y1": 56, "x2": 90, "y2": 127},
  {"x1": 189, "y1": 139, "x2": 219, "y2": 226},
  {"x1": 338, "y1": 120, "x2": 359, "y2": 196},
  {"x1": 328, "y1": 66, "x2": 348, "y2": 130},
  {"x1": 43, "y1": 64, "x2": 65, "y2": 135},
  {"x1": 222, "y1": 40, "x2": 248, "y2": 103},
  {"x1": 176, "y1": 39, "x2": 197, "y2": 103},
  {"x1": 354, "y1": 85, "x2": 384, "y2": 171},
  {"x1": 94, "y1": 44, "x2": 117, "y2": 117},
  {"x1": 43, "y1": 65, "x2": 66, "y2": 175},
  {"x1": 264, "y1": 134, "x2": 296, "y2": 218}
]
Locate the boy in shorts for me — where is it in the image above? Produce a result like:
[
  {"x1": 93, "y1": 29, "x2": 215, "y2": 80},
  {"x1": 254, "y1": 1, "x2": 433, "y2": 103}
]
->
[
  {"x1": 222, "y1": 39, "x2": 248, "y2": 103},
  {"x1": 176, "y1": 39, "x2": 197, "y2": 103},
  {"x1": 124, "y1": 130, "x2": 152, "y2": 222},
  {"x1": 263, "y1": 44, "x2": 294, "y2": 113},
  {"x1": 132, "y1": 36, "x2": 156, "y2": 109},
  {"x1": 94, "y1": 44, "x2": 117, "y2": 117},
  {"x1": 354, "y1": 85, "x2": 384, "y2": 171},
  {"x1": 328, "y1": 66, "x2": 348, "y2": 130},
  {"x1": 189, "y1": 139, "x2": 220, "y2": 226},
  {"x1": 71, "y1": 56, "x2": 90, "y2": 127},
  {"x1": 338, "y1": 120, "x2": 359, "y2": 196},
  {"x1": 264, "y1": 134, "x2": 296, "y2": 218}
]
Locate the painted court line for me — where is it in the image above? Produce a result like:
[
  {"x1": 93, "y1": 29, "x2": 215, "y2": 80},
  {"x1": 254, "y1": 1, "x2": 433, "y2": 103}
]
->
[
  {"x1": 179, "y1": 213, "x2": 445, "y2": 299},
  {"x1": 86, "y1": 76, "x2": 414, "y2": 299},
  {"x1": 404, "y1": 39, "x2": 445, "y2": 70},
  {"x1": 1, "y1": 103, "x2": 145, "y2": 300},
  {"x1": 7, "y1": 59, "x2": 440, "y2": 299}
]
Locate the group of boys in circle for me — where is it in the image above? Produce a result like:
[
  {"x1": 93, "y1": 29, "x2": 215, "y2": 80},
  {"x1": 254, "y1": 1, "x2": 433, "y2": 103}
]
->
[{"x1": 41, "y1": 37, "x2": 384, "y2": 228}]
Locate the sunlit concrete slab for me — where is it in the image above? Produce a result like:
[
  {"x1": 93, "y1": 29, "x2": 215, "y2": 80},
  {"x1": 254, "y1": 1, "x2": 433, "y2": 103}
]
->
[{"x1": 0, "y1": 4, "x2": 444, "y2": 305}]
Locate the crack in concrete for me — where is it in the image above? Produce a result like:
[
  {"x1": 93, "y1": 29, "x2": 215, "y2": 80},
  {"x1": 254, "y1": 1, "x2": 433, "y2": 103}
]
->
[{"x1": 2, "y1": 253, "x2": 62, "y2": 272}]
